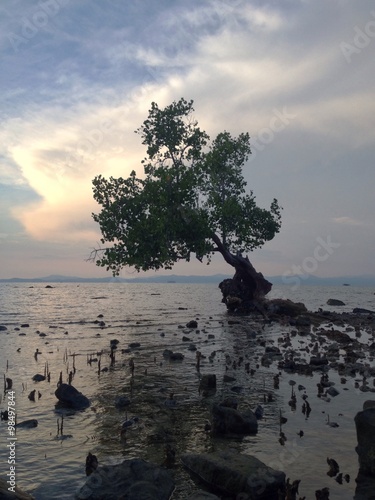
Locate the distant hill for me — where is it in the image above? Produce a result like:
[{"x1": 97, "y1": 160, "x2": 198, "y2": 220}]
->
[
  {"x1": 0, "y1": 273, "x2": 231, "y2": 284},
  {"x1": 268, "y1": 274, "x2": 375, "y2": 287},
  {"x1": 1, "y1": 273, "x2": 375, "y2": 286}
]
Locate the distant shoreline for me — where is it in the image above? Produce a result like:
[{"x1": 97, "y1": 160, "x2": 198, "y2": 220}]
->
[{"x1": 0, "y1": 274, "x2": 375, "y2": 286}]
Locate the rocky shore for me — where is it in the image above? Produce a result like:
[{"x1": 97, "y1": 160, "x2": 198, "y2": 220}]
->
[{"x1": 1, "y1": 294, "x2": 375, "y2": 499}]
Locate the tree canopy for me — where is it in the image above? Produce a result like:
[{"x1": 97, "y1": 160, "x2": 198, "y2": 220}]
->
[{"x1": 91, "y1": 98, "x2": 282, "y2": 278}]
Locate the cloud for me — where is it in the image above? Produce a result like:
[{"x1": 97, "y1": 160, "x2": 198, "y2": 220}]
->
[
  {"x1": 0, "y1": 0, "x2": 374, "y2": 278},
  {"x1": 332, "y1": 217, "x2": 366, "y2": 226}
]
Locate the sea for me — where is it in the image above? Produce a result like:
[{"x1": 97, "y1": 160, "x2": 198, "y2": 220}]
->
[{"x1": 0, "y1": 282, "x2": 374, "y2": 500}]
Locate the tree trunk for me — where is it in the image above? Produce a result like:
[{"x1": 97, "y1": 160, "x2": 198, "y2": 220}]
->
[{"x1": 211, "y1": 233, "x2": 272, "y2": 313}]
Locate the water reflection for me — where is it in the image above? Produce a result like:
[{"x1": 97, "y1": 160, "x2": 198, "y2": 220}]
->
[{"x1": 0, "y1": 283, "x2": 373, "y2": 498}]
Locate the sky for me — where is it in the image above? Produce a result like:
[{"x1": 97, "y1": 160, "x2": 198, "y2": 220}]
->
[{"x1": 0, "y1": 0, "x2": 374, "y2": 280}]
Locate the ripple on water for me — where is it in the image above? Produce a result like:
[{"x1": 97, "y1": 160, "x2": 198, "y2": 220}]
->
[{"x1": 0, "y1": 283, "x2": 374, "y2": 499}]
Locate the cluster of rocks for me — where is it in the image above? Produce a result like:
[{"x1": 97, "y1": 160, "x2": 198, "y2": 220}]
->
[
  {"x1": 75, "y1": 453, "x2": 285, "y2": 500},
  {"x1": 4, "y1": 294, "x2": 375, "y2": 500}
]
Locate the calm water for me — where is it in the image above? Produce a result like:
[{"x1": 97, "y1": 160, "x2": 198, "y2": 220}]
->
[{"x1": 0, "y1": 282, "x2": 374, "y2": 499}]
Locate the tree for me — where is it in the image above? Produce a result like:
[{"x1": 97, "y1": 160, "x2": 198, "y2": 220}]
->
[{"x1": 91, "y1": 98, "x2": 282, "y2": 310}]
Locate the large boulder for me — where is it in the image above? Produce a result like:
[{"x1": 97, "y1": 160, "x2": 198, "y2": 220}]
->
[
  {"x1": 266, "y1": 299, "x2": 307, "y2": 317},
  {"x1": 55, "y1": 384, "x2": 90, "y2": 410},
  {"x1": 181, "y1": 450, "x2": 285, "y2": 499},
  {"x1": 75, "y1": 459, "x2": 174, "y2": 500},
  {"x1": 327, "y1": 299, "x2": 345, "y2": 306},
  {"x1": 199, "y1": 374, "x2": 217, "y2": 392},
  {"x1": 211, "y1": 404, "x2": 258, "y2": 435},
  {"x1": 355, "y1": 407, "x2": 375, "y2": 476}
]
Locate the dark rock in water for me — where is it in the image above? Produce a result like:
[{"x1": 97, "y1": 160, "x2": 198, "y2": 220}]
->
[
  {"x1": 16, "y1": 419, "x2": 38, "y2": 429},
  {"x1": 267, "y1": 299, "x2": 307, "y2": 317},
  {"x1": 121, "y1": 416, "x2": 139, "y2": 430},
  {"x1": 363, "y1": 400, "x2": 375, "y2": 410},
  {"x1": 75, "y1": 458, "x2": 175, "y2": 500},
  {"x1": 129, "y1": 342, "x2": 141, "y2": 349},
  {"x1": 355, "y1": 472, "x2": 375, "y2": 500},
  {"x1": 186, "y1": 320, "x2": 198, "y2": 329},
  {"x1": 181, "y1": 450, "x2": 285, "y2": 499},
  {"x1": 163, "y1": 349, "x2": 184, "y2": 361},
  {"x1": 114, "y1": 395, "x2": 131, "y2": 409},
  {"x1": 55, "y1": 383, "x2": 90, "y2": 409},
  {"x1": 327, "y1": 299, "x2": 345, "y2": 306},
  {"x1": 21, "y1": 323, "x2": 30, "y2": 328},
  {"x1": 187, "y1": 492, "x2": 220, "y2": 499},
  {"x1": 32, "y1": 374, "x2": 46, "y2": 382},
  {"x1": 0, "y1": 477, "x2": 34, "y2": 499},
  {"x1": 219, "y1": 398, "x2": 238, "y2": 410},
  {"x1": 353, "y1": 307, "x2": 375, "y2": 315},
  {"x1": 310, "y1": 356, "x2": 328, "y2": 366},
  {"x1": 0, "y1": 325, "x2": 7, "y2": 331},
  {"x1": 293, "y1": 315, "x2": 312, "y2": 327},
  {"x1": 326, "y1": 386, "x2": 340, "y2": 397},
  {"x1": 265, "y1": 346, "x2": 280, "y2": 355},
  {"x1": 199, "y1": 374, "x2": 217, "y2": 392},
  {"x1": 230, "y1": 386, "x2": 244, "y2": 394},
  {"x1": 254, "y1": 405, "x2": 264, "y2": 419},
  {"x1": 320, "y1": 329, "x2": 352, "y2": 343},
  {"x1": 211, "y1": 404, "x2": 258, "y2": 435},
  {"x1": 170, "y1": 352, "x2": 184, "y2": 361},
  {"x1": 355, "y1": 408, "x2": 375, "y2": 476}
]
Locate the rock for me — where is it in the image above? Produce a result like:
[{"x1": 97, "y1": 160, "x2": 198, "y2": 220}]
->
[
  {"x1": 353, "y1": 308, "x2": 375, "y2": 315},
  {"x1": 355, "y1": 408, "x2": 375, "y2": 476},
  {"x1": 163, "y1": 349, "x2": 185, "y2": 360},
  {"x1": 254, "y1": 405, "x2": 264, "y2": 419},
  {"x1": 211, "y1": 404, "x2": 258, "y2": 435},
  {"x1": 129, "y1": 342, "x2": 141, "y2": 349},
  {"x1": 32, "y1": 374, "x2": 46, "y2": 382},
  {"x1": 186, "y1": 320, "x2": 198, "y2": 329},
  {"x1": 219, "y1": 398, "x2": 238, "y2": 409},
  {"x1": 354, "y1": 472, "x2": 375, "y2": 500},
  {"x1": 363, "y1": 400, "x2": 375, "y2": 410},
  {"x1": 0, "y1": 325, "x2": 7, "y2": 331},
  {"x1": 170, "y1": 352, "x2": 184, "y2": 361},
  {"x1": 320, "y1": 329, "x2": 352, "y2": 343},
  {"x1": 75, "y1": 458, "x2": 175, "y2": 500},
  {"x1": 188, "y1": 492, "x2": 220, "y2": 500},
  {"x1": 114, "y1": 395, "x2": 131, "y2": 409},
  {"x1": 326, "y1": 386, "x2": 340, "y2": 397},
  {"x1": 309, "y1": 356, "x2": 328, "y2": 366},
  {"x1": 181, "y1": 450, "x2": 285, "y2": 499},
  {"x1": 327, "y1": 299, "x2": 345, "y2": 306},
  {"x1": 267, "y1": 299, "x2": 307, "y2": 317},
  {"x1": 121, "y1": 416, "x2": 139, "y2": 430},
  {"x1": 294, "y1": 315, "x2": 312, "y2": 327},
  {"x1": 55, "y1": 383, "x2": 90, "y2": 409},
  {"x1": 16, "y1": 419, "x2": 38, "y2": 429},
  {"x1": 199, "y1": 374, "x2": 217, "y2": 392},
  {"x1": 0, "y1": 477, "x2": 35, "y2": 499}
]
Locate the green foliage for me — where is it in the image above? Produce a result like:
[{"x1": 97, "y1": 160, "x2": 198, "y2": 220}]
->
[{"x1": 91, "y1": 98, "x2": 282, "y2": 275}]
